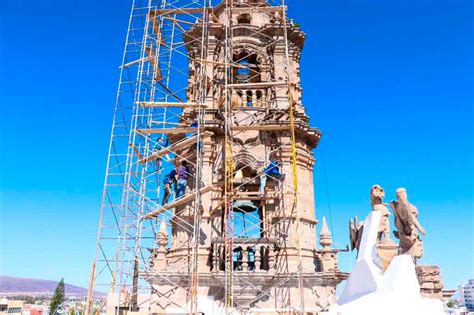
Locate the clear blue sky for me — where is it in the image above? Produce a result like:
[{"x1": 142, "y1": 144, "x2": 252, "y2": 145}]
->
[{"x1": 0, "y1": 0, "x2": 472, "y2": 290}]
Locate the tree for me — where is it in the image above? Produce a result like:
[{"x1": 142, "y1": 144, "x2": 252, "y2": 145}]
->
[
  {"x1": 447, "y1": 300, "x2": 456, "y2": 308},
  {"x1": 49, "y1": 278, "x2": 65, "y2": 315}
]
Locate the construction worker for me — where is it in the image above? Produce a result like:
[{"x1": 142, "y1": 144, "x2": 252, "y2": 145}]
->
[
  {"x1": 186, "y1": 120, "x2": 199, "y2": 138},
  {"x1": 259, "y1": 159, "x2": 282, "y2": 195},
  {"x1": 155, "y1": 137, "x2": 169, "y2": 151},
  {"x1": 162, "y1": 168, "x2": 177, "y2": 205},
  {"x1": 154, "y1": 137, "x2": 170, "y2": 170},
  {"x1": 183, "y1": 119, "x2": 205, "y2": 153},
  {"x1": 176, "y1": 160, "x2": 190, "y2": 198}
]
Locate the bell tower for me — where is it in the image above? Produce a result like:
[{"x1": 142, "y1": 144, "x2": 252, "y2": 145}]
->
[
  {"x1": 143, "y1": 0, "x2": 347, "y2": 313},
  {"x1": 88, "y1": 1, "x2": 347, "y2": 314}
]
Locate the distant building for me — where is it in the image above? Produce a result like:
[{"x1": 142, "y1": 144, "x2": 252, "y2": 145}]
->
[
  {"x1": 445, "y1": 307, "x2": 470, "y2": 315},
  {"x1": 449, "y1": 279, "x2": 474, "y2": 313},
  {"x1": 0, "y1": 298, "x2": 8, "y2": 315},
  {"x1": 0, "y1": 300, "x2": 23, "y2": 315},
  {"x1": 0, "y1": 298, "x2": 49, "y2": 315},
  {"x1": 443, "y1": 289, "x2": 457, "y2": 300},
  {"x1": 462, "y1": 279, "x2": 474, "y2": 311},
  {"x1": 21, "y1": 304, "x2": 44, "y2": 315}
]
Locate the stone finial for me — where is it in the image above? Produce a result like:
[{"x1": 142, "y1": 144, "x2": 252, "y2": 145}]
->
[
  {"x1": 156, "y1": 219, "x2": 168, "y2": 247},
  {"x1": 151, "y1": 219, "x2": 169, "y2": 272},
  {"x1": 319, "y1": 217, "x2": 333, "y2": 249},
  {"x1": 318, "y1": 217, "x2": 338, "y2": 272}
]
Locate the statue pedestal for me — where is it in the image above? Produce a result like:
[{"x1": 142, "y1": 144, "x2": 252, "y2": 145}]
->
[{"x1": 377, "y1": 241, "x2": 398, "y2": 272}]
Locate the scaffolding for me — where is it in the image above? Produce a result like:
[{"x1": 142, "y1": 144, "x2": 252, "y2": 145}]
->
[{"x1": 85, "y1": 0, "x2": 326, "y2": 314}]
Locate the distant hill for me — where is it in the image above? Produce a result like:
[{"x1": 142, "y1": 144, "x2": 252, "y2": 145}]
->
[{"x1": 0, "y1": 276, "x2": 105, "y2": 297}]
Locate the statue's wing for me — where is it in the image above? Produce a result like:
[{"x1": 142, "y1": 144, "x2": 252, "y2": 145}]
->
[
  {"x1": 357, "y1": 224, "x2": 364, "y2": 247},
  {"x1": 349, "y1": 218, "x2": 356, "y2": 251},
  {"x1": 394, "y1": 200, "x2": 414, "y2": 236}
]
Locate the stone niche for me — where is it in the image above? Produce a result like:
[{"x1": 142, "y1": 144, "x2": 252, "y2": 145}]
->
[{"x1": 416, "y1": 265, "x2": 444, "y2": 299}]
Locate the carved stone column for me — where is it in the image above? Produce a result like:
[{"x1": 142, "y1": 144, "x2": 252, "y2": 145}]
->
[
  {"x1": 255, "y1": 245, "x2": 262, "y2": 271},
  {"x1": 267, "y1": 246, "x2": 276, "y2": 271}
]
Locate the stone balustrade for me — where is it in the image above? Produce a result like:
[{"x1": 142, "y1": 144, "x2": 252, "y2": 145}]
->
[
  {"x1": 211, "y1": 237, "x2": 278, "y2": 272},
  {"x1": 232, "y1": 87, "x2": 268, "y2": 108}
]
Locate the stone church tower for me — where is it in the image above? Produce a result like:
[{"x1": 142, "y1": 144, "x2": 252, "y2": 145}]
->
[{"x1": 145, "y1": 0, "x2": 347, "y2": 313}]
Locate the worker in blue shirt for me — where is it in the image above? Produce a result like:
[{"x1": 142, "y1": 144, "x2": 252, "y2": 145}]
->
[
  {"x1": 186, "y1": 120, "x2": 204, "y2": 152},
  {"x1": 259, "y1": 159, "x2": 282, "y2": 195},
  {"x1": 162, "y1": 168, "x2": 177, "y2": 205},
  {"x1": 154, "y1": 137, "x2": 170, "y2": 171},
  {"x1": 186, "y1": 120, "x2": 198, "y2": 138}
]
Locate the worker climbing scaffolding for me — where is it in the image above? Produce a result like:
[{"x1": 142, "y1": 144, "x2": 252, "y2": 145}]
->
[
  {"x1": 176, "y1": 160, "x2": 190, "y2": 198},
  {"x1": 259, "y1": 159, "x2": 283, "y2": 195},
  {"x1": 154, "y1": 136, "x2": 170, "y2": 170},
  {"x1": 162, "y1": 167, "x2": 177, "y2": 205}
]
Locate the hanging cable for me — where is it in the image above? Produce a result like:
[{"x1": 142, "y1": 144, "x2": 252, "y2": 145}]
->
[{"x1": 320, "y1": 146, "x2": 335, "y2": 242}]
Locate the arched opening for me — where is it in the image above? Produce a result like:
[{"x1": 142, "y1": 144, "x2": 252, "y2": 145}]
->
[
  {"x1": 232, "y1": 160, "x2": 263, "y2": 239},
  {"x1": 233, "y1": 50, "x2": 261, "y2": 84},
  {"x1": 237, "y1": 13, "x2": 251, "y2": 24}
]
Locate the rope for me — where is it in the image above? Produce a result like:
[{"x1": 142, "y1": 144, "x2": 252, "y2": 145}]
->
[
  {"x1": 288, "y1": 91, "x2": 305, "y2": 313},
  {"x1": 223, "y1": 1, "x2": 234, "y2": 308}
]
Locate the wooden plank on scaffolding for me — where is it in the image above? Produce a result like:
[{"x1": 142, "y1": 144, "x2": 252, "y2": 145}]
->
[
  {"x1": 231, "y1": 192, "x2": 282, "y2": 201},
  {"x1": 154, "y1": 6, "x2": 285, "y2": 16},
  {"x1": 139, "y1": 101, "x2": 205, "y2": 108},
  {"x1": 121, "y1": 57, "x2": 145, "y2": 69},
  {"x1": 144, "y1": 185, "x2": 214, "y2": 219},
  {"x1": 213, "y1": 5, "x2": 285, "y2": 15},
  {"x1": 231, "y1": 125, "x2": 291, "y2": 132},
  {"x1": 149, "y1": 11, "x2": 166, "y2": 45},
  {"x1": 138, "y1": 131, "x2": 213, "y2": 164},
  {"x1": 164, "y1": 16, "x2": 196, "y2": 25},
  {"x1": 194, "y1": 58, "x2": 247, "y2": 69},
  {"x1": 145, "y1": 46, "x2": 163, "y2": 81},
  {"x1": 151, "y1": 8, "x2": 210, "y2": 15},
  {"x1": 136, "y1": 127, "x2": 199, "y2": 135},
  {"x1": 152, "y1": 15, "x2": 161, "y2": 38},
  {"x1": 129, "y1": 142, "x2": 143, "y2": 159},
  {"x1": 227, "y1": 81, "x2": 287, "y2": 89}
]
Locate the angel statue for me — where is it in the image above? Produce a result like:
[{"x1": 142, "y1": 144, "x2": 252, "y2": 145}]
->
[
  {"x1": 370, "y1": 184, "x2": 393, "y2": 243},
  {"x1": 390, "y1": 188, "x2": 427, "y2": 262},
  {"x1": 349, "y1": 216, "x2": 364, "y2": 255}
]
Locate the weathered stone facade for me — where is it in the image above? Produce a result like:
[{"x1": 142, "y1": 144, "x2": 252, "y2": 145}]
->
[{"x1": 145, "y1": 1, "x2": 347, "y2": 313}]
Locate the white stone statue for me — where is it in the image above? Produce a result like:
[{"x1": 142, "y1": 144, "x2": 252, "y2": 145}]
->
[
  {"x1": 332, "y1": 210, "x2": 444, "y2": 315},
  {"x1": 390, "y1": 188, "x2": 426, "y2": 261}
]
